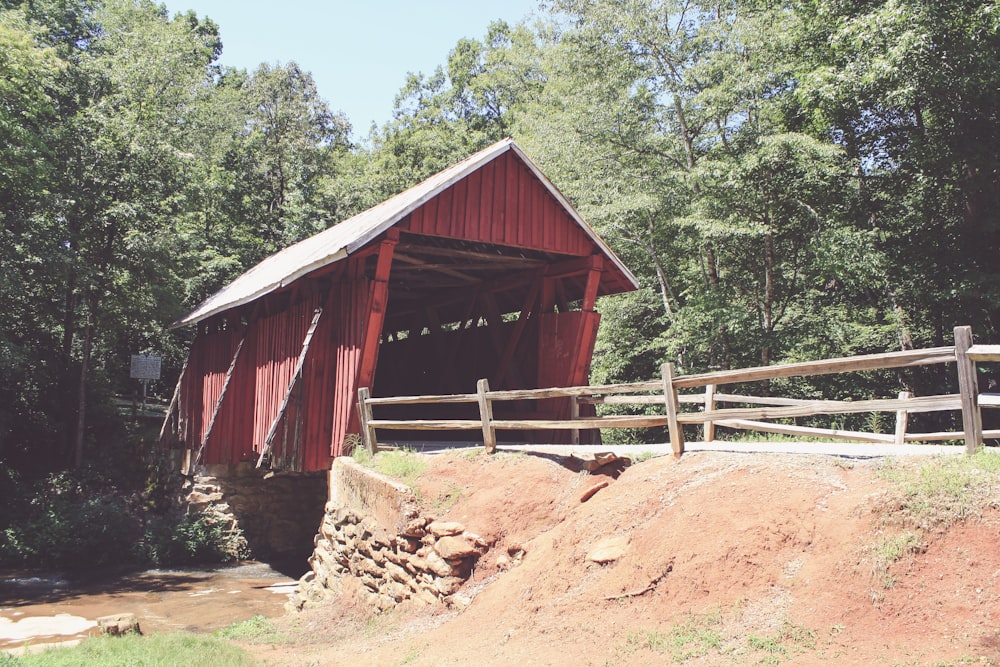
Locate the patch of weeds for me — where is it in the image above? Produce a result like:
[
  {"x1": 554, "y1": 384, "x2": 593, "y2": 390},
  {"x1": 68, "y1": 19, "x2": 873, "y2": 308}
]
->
[
  {"x1": 396, "y1": 646, "x2": 422, "y2": 665},
  {"x1": 878, "y1": 450, "x2": 1000, "y2": 530},
  {"x1": 433, "y1": 483, "x2": 464, "y2": 511},
  {"x1": 459, "y1": 448, "x2": 487, "y2": 462},
  {"x1": 749, "y1": 634, "x2": 788, "y2": 663},
  {"x1": 870, "y1": 530, "x2": 925, "y2": 590},
  {"x1": 215, "y1": 615, "x2": 283, "y2": 643},
  {"x1": 352, "y1": 448, "x2": 427, "y2": 487},
  {"x1": 748, "y1": 621, "x2": 816, "y2": 664},
  {"x1": 627, "y1": 451, "x2": 663, "y2": 464}
]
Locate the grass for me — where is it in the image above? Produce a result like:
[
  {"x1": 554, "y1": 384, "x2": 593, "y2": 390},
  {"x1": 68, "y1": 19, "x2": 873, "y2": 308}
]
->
[
  {"x1": 870, "y1": 531, "x2": 925, "y2": 590},
  {"x1": 878, "y1": 449, "x2": 1000, "y2": 530},
  {"x1": 866, "y1": 449, "x2": 1000, "y2": 603},
  {"x1": 350, "y1": 447, "x2": 427, "y2": 487},
  {"x1": 624, "y1": 609, "x2": 723, "y2": 661},
  {"x1": 0, "y1": 632, "x2": 254, "y2": 667},
  {"x1": 214, "y1": 615, "x2": 284, "y2": 643},
  {"x1": 618, "y1": 611, "x2": 819, "y2": 665}
]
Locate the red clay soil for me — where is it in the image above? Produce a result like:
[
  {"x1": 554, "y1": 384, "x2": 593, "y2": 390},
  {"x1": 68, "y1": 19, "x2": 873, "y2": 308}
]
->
[{"x1": 248, "y1": 450, "x2": 1000, "y2": 666}]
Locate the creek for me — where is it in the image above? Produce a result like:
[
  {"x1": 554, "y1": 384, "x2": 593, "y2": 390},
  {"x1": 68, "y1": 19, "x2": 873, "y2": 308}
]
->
[{"x1": 0, "y1": 561, "x2": 302, "y2": 654}]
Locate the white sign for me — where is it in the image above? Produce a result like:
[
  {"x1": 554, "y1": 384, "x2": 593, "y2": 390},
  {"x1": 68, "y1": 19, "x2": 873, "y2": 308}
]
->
[{"x1": 130, "y1": 354, "x2": 162, "y2": 380}]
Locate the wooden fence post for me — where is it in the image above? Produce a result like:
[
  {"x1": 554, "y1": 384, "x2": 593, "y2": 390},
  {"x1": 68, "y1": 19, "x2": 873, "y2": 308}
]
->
[
  {"x1": 703, "y1": 383, "x2": 717, "y2": 442},
  {"x1": 569, "y1": 395, "x2": 580, "y2": 445},
  {"x1": 894, "y1": 391, "x2": 911, "y2": 445},
  {"x1": 662, "y1": 363, "x2": 684, "y2": 457},
  {"x1": 477, "y1": 378, "x2": 497, "y2": 453},
  {"x1": 358, "y1": 386, "x2": 378, "y2": 454},
  {"x1": 955, "y1": 326, "x2": 983, "y2": 454}
]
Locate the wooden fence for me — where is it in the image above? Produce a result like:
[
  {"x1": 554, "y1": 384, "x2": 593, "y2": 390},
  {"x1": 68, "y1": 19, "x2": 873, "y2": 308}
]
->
[{"x1": 357, "y1": 326, "x2": 1000, "y2": 456}]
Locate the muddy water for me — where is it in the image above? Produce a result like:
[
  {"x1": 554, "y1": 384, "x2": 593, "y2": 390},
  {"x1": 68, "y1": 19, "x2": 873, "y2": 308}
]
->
[{"x1": 0, "y1": 562, "x2": 301, "y2": 652}]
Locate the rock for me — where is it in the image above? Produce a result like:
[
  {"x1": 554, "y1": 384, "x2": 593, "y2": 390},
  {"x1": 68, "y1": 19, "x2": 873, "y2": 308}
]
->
[
  {"x1": 568, "y1": 451, "x2": 619, "y2": 472},
  {"x1": 580, "y1": 480, "x2": 610, "y2": 502},
  {"x1": 400, "y1": 518, "x2": 428, "y2": 538},
  {"x1": 397, "y1": 536, "x2": 421, "y2": 553},
  {"x1": 427, "y1": 521, "x2": 466, "y2": 537},
  {"x1": 435, "y1": 576, "x2": 464, "y2": 596},
  {"x1": 424, "y1": 550, "x2": 457, "y2": 577},
  {"x1": 586, "y1": 536, "x2": 628, "y2": 563},
  {"x1": 434, "y1": 535, "x2": 479, "y2": 560},
  {"x1": 97, "y1": 613, "x2": 141, "y2": 636},
  {"x1": 496, "y1": 553, "x2": 511, "y2": 570}
]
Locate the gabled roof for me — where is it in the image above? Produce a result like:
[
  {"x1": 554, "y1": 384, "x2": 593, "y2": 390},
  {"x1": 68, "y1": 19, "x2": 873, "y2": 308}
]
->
[{"x1": 173, "y1": 138, "x2": 639, "y2": 328}]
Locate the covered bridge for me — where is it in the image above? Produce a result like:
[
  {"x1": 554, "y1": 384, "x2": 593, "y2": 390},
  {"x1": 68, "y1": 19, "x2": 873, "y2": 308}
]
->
[{"x1": 163, "y1": 139, "x2": 639, "y2": 472}]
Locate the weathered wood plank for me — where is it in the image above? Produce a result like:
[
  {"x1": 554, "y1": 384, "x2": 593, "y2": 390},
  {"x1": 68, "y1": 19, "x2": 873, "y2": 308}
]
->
[
  {"x1": 955, "y1": 326, "x2": 983, "y2": 454},
  {"x1": 979, "y1": 393, "x2": 1000, "y2": 408},
  {"x1": 703, "y1": 383, "x2": 717, "y2": 442},
  {"x1": 894, "y1": 391, "x2": 911, "y2": 446},
  {"x1": 579, "y1": 394, "x2": 704, "y2": 405},
  {"x1": 679, "y1": 394, "x2": 961, "y2": 424},
  {"x1": 968, "y1": 345, "x2": 1000, "y2": 362},
  {"x1": 714, "y1": 419, "x2": 895, "y2": 444},
  {"x1": 672, "y1": 347, "x2": 957, "y2": 389},
  {"x1": 368, "y1": 419, "x2": 484, "y2": 430},
  {"x1": 662, "y1": 363, "x2": 684, "y2": 456},
  {"x1": 158, "y1": 356, "x2": 188, "y2": 445},
  {"x1": 358, "y1": 386, "x2": 378, "y2": 452},
  {"x1": 366, "y1": 393, "x2": 479, "y2": 406},
  {"x1": 477, "y1": 378, "x2": 497, "y2": 453}
]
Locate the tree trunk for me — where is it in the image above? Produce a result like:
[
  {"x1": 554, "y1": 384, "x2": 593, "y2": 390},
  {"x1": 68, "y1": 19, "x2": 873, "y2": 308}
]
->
[{"x1": 73, "y1": 299, "x2": 95, "y2": 469}]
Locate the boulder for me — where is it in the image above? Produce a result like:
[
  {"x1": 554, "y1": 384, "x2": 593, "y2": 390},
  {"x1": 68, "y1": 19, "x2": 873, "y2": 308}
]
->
[
  {"x1": 96, "y1": 613, "x2": 141, "y2": 636},
  {"x1": 427, "y1": 521, "x2": 466, "y2": 537},
  {"x1": 586, "y1": 536, "x2": 628, "y2": 563}
]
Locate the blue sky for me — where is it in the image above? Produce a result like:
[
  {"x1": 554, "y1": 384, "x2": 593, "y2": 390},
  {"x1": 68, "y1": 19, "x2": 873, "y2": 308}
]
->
[{"x1": 165, "y1": 1, "x2": 542, "y2": 138}]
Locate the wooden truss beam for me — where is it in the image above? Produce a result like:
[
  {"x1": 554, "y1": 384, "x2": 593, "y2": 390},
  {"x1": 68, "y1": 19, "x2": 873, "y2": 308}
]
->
[
  {"x1": 256, "y1": 306, "x2": 325, "y2": 469},
  {"x1": 191, "y1": 332, "x2": 246, "y2": 470}
]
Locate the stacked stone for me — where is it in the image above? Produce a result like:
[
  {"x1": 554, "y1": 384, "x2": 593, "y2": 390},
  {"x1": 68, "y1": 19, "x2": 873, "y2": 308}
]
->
[
  {"x1": 182, "y1": 467, "x2": 327, "y2": 560},
  {"x1": 291, "y1": 502, "x2": 488, "y2": 612}
]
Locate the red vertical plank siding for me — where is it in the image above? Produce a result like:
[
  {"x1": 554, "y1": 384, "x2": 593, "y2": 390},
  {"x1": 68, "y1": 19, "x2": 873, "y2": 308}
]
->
[
  {"x1": 493, "y1": 157, "x2": 507, "y2": 245},
  {"x1": 505, "y1": 154, "x2": 519, "y2": 247},
  {"x1": 465, "y1": 168, "x2": 482, "y2": 239},
  {"x1": 451, "y1": 177, "x2": 467, "y2": 239},
  {"x1": 478, "y1": 162, "x2": 493, "y2": 242}
]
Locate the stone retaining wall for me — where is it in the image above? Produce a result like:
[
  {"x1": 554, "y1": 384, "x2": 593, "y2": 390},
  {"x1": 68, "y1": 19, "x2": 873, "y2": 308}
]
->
[
  {"x1": 289, "y1": 458, "x2": 488, "y2": 611},
  {"x1": 184, "y1": 464, "x2": 327, "y2": 561}
]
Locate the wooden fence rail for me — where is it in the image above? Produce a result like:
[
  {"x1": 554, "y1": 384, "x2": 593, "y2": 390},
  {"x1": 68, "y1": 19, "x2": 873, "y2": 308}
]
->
[{"x1": 357, "y1": 326, "x2": 1000, "y2": 456}]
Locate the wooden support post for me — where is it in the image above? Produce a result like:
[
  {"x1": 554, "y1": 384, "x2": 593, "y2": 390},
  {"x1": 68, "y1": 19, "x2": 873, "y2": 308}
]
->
[
  {"x1": 358, "y1": 386, "x2": 378, "y2": 454},
  {"x1": 192, "y1": 334, "x2": 246, "y2": 470},
  {"x1": 158, "y1": 356, "x2": 188, "y2": 445},
  {"x1": 662, "y1": 363, "x2": 684, "y2": 457},
  {"x1": 356, "y1": 236, "x2": 397, "y2": 391},
  {"x1": 955, "y1": 326, "x2": 983, "y2": 454},
  {"x1": 703, "y1": 383, "x2": 717, "y2": 442},
  {"x1": 894, "y1": 390, "x2": 911, "y2": 446},
  {"x1": 477, "y1": 378, "x2": 497, "y2": 453},
  {"x1": 570, "y1": 395, "x2": 581, "y2": 445},
  {"x1": 256, "y1": 307, "x2": 324, "y2": 469}
]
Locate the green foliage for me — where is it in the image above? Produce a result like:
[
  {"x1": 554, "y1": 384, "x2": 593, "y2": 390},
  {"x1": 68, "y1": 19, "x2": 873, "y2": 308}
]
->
[
  {"x1": 214, "y1": 615, "x2": 283, "y2": 643},
  {"x1": 352, "y1": 448, "x2": 428, "y2": 488},
  {"x1": 878, "y1": 450, "x2": 1000, "y2": 530},
  {"x1": 0, "y1": 632, "x2": 254, "y2": 666},
  {"x1": 0, "y1": 459, "x2": 248, "y2": 569}
]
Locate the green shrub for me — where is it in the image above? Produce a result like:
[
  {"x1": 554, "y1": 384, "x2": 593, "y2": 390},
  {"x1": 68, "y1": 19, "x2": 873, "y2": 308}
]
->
[
  {"x1": 0, "y1": 463, "x2": 248, "y2": 570},
  {"x1": 0, "y1": 632, "x2": 254, "y2": 666}
]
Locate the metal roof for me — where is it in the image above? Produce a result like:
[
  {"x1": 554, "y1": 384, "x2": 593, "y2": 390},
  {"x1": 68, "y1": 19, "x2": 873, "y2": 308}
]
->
[{"x1": 172, "y1": 138, "x2": 639, "y2": 328}]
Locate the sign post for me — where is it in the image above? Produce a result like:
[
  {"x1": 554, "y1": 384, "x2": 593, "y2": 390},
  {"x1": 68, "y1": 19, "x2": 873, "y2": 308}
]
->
[{"x1": 130, "y1": 354, "x2": 162, "y2": 412}]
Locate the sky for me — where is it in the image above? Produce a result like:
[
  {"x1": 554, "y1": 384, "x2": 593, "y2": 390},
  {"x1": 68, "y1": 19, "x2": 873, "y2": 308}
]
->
[{"x1": 164, "y1": 0, "x2": 542, "y2": 138}]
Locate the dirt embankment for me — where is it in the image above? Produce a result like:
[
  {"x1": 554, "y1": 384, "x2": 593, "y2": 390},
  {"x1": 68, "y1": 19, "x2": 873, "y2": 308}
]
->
[{"x1": 250, "y1": 450, "x2": 1000, "y2": 666}]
